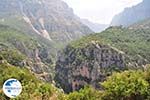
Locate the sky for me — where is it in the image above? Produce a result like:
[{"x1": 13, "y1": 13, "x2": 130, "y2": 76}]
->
[{"x1": 62, "y1": 0, "x2": 143, "y2": 24}]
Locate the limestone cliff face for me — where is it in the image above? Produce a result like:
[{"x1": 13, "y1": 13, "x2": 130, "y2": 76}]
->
[
  {"x1": 55, "y1": 42, "x2": 126, "y2": 93},
  {"x1": 0, "y1": 0, "x2": 92, "y2": 43},
  {"x1": 15, "y1": 44, "x2": 53, "y2": 82},
  {"x1": 0, "y1": 25, "x2": 54, "y2": 82},
  {"x1": 0, "y1": 44, "x2": 53, "y2": 82}
]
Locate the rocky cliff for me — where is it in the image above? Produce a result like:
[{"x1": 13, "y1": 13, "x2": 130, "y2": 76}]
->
[
  {"x1": 0, "y1": 0, "x2": 92, "y2": 44},
  {"x1": 55, "y1": 41, "x2": 127, "y2": 93},
  {"x1": 0, "y1": 0, "x2": 94, "y2": 83},
  {"x1": 55, "y1": 19, "x2": 150, "y2": 93},
  {"x1": 0, "y1": 25, "x2": 54, "y2": 82},
  {"x1": 111, "y1": 0, "x2": 150, "y2": 26}
]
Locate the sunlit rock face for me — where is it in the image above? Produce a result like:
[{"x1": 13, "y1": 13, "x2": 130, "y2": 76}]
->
[
  {"x1": 55, "y1": 42, "x2": 126, "y2": 93},
  {"x1": 0, "y1": 0, "x2": 92, "y2": 42},
  {"x1": 111, "y1": 0, "x2": 150, "y2": 26}
]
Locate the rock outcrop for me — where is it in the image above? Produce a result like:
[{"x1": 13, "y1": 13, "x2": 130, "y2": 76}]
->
[
  {"x1": 0, "y1": 25, "x2": 54, "y2": 82},
  {"x1": 55, "y1": 42, "x2": 126, "y2": 93}
]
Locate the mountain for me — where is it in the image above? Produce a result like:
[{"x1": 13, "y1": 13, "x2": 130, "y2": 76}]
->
[
  {"x1": 111, "y1": 0, "x2": 150, "y2": 26},
  {"x1": 81, "y1": 19, "x2": 108, "y2": 32},
  {"x1": 0, "y1": 0, "x2": 92, "y2": 44},
  {"x1": 55, "y1": 19, "x2": 150, "y2": 93},
  {"x1": 0, "y1": 0, "x2": 93, "y2": 83}
]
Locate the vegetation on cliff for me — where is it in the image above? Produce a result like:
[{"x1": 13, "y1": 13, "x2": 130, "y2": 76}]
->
[
  {"x1": 70, "y1": 24, "x2": 150, "y2": 65},
  {"x1": 0, "y1": 62, "x2": 64, "y2": 100},
  {"x1": 0, "y1": 24, "x2": 56, "y2": 82},
  {"x1": 55, "y1": 19, "x2": 150, "y2": 94},
  {"x1": 1, "y1": 62, "x2": 150, "y2": 100}
]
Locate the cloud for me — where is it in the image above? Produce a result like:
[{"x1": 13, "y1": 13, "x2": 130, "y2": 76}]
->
[{"x1": 62, "y1": 0, "x2": 142, "y2": 24}]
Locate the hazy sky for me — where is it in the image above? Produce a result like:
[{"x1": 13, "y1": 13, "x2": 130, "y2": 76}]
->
[{"x1": 62, "y1": 0, "x2": 143, "y2": 24}]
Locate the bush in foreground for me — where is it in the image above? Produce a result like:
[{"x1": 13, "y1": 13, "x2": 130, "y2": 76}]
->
[{"x1": 101, "y1": 70, "x2": 150, "y2": 100}]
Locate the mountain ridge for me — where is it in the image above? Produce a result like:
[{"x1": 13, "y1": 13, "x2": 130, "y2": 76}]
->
[
  {"x1": 0, "y1": 0, "x2": 92, "y2": 44},
  {"x1": 111, "y1": 0, "x2": 150, "y2": 26},
  {"x1": 81, "y1": 19, "x2": 108, "y2": 32}
]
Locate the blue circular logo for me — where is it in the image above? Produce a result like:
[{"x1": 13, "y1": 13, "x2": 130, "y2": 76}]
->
[{"x1": 3, "y1": 79, "x2": 22, "y2": 98}]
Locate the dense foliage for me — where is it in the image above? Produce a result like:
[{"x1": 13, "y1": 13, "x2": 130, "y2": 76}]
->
[
  {"x1": 101, "y1": 69, "x2": 150, "y2": 100},
  {"x1": 0, "y1": 62, "x2": 62, "y2": 100},
  {"x1": 66, "y1": 86, "x2": 102, "y2": 100}
]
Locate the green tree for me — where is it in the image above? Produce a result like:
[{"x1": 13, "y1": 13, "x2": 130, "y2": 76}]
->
[
  {"x1": 101, "y1": 70, "x2": 150, "y2": 100},
  {"x1": 67, "y1": 86, "x2": 102, "y2": 100}
]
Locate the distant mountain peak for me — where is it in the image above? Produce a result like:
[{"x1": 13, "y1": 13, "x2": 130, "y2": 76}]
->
[
  {"x1": 80, "y1": 18, "x2": 108, "y2": 32},
  {"x1": 111, "y1": 0, "x2": 150, "y2": 26}
]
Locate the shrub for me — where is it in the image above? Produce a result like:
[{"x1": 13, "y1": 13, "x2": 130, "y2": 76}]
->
[
  {"x1": 101, "y1": 70, "x2": 150, "y2": 100},
  {"x1": 67, "y1": 86, "x2": 102, "y2": 100}
]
